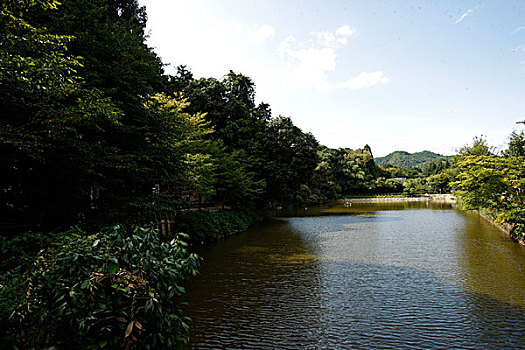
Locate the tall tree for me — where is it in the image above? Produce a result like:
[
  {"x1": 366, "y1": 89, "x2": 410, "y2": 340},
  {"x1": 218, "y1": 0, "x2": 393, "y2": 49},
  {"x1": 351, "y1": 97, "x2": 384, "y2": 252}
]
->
[
  {"x1": 260, "y1": 116, "x2": 319, "y2": 205},
  {"x1": 504, "y1": 130, "x2": 525, "y2": 157},
  {"x1": 457, "y1": 135, "x2": 495, "y2": 157},
  {"x1": 23, "y1": 0, "x2": 181, "y2": 224},
  {"x1": 0, "y1": 0, "x2": 123, "y2": 229}
]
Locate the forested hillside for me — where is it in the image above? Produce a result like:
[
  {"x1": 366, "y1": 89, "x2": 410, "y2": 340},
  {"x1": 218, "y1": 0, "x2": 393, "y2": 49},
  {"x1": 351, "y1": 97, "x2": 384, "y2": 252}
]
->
[{"x1": 376, "y1": 150, "x2": 450, "y2": 168}]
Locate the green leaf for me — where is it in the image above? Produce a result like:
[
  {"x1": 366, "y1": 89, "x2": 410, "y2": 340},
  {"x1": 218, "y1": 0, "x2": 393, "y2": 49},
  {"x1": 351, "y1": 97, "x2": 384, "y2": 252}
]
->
[{"x1": 108, "y1": 262, "x2": 118, "y2": 274}]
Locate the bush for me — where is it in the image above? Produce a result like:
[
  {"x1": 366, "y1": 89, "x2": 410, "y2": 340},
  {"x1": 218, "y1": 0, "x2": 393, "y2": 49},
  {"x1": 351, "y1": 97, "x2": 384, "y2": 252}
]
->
[
  {"x1": 1, "y1": 225, "x2": 199, "y2": 349},
  {"x1": 0, "y1": 231, "x2": 60, "y2": 272},
  {"x1": 174, "y1": 210, "x2": 256, "y2": 244}
]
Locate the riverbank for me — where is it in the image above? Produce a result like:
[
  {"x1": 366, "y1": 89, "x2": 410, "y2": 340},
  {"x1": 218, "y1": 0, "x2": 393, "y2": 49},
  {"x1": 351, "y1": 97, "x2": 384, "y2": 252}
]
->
[
  {"x1": 338, "y1": 194, "x2": 457, "y2": 204},
  {"x1": 474, "y1": 208, "x2": 525, "y2": 246},
  {"x1": 172, "y1": 209, "x2": 258, "y2": 245},
  {"x1": 0, "y1": 209, "x2": 257, "y2": 348}
]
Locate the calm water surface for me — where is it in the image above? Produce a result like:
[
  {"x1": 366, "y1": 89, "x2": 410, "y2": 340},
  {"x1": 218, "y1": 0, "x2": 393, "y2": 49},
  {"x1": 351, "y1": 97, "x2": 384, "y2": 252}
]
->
[{"x1": 184, "y1": 203, "x2": 525, "y2": 349}]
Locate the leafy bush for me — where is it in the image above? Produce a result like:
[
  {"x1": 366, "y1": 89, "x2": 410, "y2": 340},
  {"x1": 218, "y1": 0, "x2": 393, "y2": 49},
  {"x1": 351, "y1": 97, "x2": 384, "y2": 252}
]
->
[
  {"x1": 454, "y1": 155, "x2": 525, "y2": 243},
  {"x1": 1, "y1": 225, "x2": 199, "y2": 349},
  {"x1": 174, "y1": 210, "x2": 256, "y2": 244},
  {"x1": 0, "y1": 231, "x2": 61, "y2": 272}
]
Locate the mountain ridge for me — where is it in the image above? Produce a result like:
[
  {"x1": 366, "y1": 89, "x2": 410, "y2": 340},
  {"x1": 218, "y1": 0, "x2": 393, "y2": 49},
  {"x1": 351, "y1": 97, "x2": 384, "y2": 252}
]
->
[{"x1": 375, "y1": 150, "x2": 451, "y2": 168}]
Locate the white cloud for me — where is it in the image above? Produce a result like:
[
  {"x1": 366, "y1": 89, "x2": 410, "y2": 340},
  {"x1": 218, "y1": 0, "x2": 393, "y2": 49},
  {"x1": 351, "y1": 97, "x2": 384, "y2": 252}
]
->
[
  {"x1": 335, "y1": 25, "x2": 356, "y2": 45},
  {"x1": 336, "y1": 24, "x2": 356, "y2": 37},
  {"x1": 278, "y1": 36, "x2": 337, "y2": 90},
  {"x1": 512, "y1": 44, "x2": 525, "y2": 67},
  {"x1": 455, "y1": 9, "x2": 473, "y2": 24},
  {"x1": 277, "y1": 25, "x2": 355, "y2": 90},
  {"x1": 511, "y1": 25, "x2": 525, "y2": 34},
  {"x1": 248, "y1": 25, "x2": 276, "y2": 44},
  {"x1": 314, "y1": 31, "x2": 338, "y2": 47},
  {"x1": 338, "y1": 71, "x2": 390, "y2": 90},
  {"x1": 512, "y1": 44, "x2": 525, "y2": 53}
]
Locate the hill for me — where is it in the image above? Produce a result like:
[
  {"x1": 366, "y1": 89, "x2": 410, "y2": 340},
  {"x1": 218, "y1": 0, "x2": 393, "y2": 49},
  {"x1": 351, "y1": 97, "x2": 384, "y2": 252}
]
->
[{"x1": 375, "y1": 150, "x2": 450, "y2": 168}]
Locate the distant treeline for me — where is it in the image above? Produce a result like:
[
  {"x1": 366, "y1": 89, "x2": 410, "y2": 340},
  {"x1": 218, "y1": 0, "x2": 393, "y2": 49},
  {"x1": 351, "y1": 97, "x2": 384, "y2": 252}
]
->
[{"x1": 375, "y1": 150, "x2": 452, "y2": 169}]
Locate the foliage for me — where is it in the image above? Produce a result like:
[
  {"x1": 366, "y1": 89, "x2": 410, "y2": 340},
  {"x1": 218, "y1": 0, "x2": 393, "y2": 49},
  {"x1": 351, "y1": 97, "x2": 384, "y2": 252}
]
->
[
  {"x1": 1, "y1": 225, "x2": 199, "y2": 349},
  {"x1": 0, "y1": 0, "x2": 123, "y2": 229},
  {"x1": 454, "y1": 155, "x2": 525, "y2": 241},
  {"x1": 419, "y1": 158, "x2": 452, "y2": 176},
  {"x1": 457, "y1": 135, "x2": 496, "y2": 157},
  {"x1": 425, "y1": 169, "x2": 456, "y2": 193},
  {"x1": 172, "y1": 210, "x2": 256, "y2": 244},
  {"x1": 212, "y1": 149, "x2": 265, "y2": 208},
  {"x1": 382, "y1": 165, "x2": 419, "y2": 179},
  {"x1": 166, "y1": 69, "x2": 271, "y2": 207},
  {"x1": 503, "y1": 130, "x2": 525, "y2": 157},
  {"x1": 320, "y1": 147, "x2": 379, "y2": 195},
  {"x1": 311, "y1": 159, "x2": 339, "y2": 203},
  {"x1": 0, "y1": 231, "x2": 59, "y2": 272},
  {"x1": 167, "y1": 69, "x2": 270, "y2": 152},
  {"x1": 292, "y1": 184, "x2": 322, "y2": 207},
  {"x1": 34, "y1": 0, "x2": 165, "y2": 112},
  {"x1": 375, "y1": 150, "x2": 450, "y2": 168},
  {"x1": 370, "y1": 177, "x2": 404, "y2": 194},
  {"x1": 260, "y1": 116, "x2": 319, "y2": 205},
  {"x1": 136, "y1": 93, "x2": 215, "y2": 210},
  {"x1": 454, "y1": 156, "x2": 524, "y2": 208},
  {"x1": 402, "y1": 178, "x2": 427, "y2": 196}
]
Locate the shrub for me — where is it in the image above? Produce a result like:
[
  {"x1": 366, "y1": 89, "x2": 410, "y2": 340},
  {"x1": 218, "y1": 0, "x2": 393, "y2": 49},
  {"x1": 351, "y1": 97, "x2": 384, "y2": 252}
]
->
[
  {"x1": 174, "y1": 210, "x2": 256, "y2": 244},
  {"x1": 1, "y1": 225, "x2": 199, "y2": 349}
]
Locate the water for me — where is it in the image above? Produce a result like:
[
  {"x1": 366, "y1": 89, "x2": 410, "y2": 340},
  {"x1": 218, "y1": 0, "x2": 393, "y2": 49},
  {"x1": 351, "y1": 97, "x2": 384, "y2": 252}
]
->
[{"x1": 184, "y1": 202, "x2": 525, "y2": 349}]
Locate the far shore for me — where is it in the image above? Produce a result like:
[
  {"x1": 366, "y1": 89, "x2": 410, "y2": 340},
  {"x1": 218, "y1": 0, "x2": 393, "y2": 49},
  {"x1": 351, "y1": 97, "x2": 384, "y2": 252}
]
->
[{"x1": 338, "y1": 194, "x2": 457, "y2": 204}]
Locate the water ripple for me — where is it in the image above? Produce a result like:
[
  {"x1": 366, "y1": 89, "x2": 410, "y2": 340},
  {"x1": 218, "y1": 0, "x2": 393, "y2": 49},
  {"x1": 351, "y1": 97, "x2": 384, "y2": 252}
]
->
[{"x1": 185, "y1": 206, "x2": 525, "y2": 349}]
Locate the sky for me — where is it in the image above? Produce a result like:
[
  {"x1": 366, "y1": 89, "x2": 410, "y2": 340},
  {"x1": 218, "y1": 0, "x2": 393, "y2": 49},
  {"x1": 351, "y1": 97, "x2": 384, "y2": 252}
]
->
[{"x1": 139, "y1": 0, "x2": 525, "y2": 157}]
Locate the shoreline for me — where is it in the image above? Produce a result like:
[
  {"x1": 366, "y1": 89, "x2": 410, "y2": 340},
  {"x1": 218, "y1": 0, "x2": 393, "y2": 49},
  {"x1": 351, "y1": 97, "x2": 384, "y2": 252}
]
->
[
  {"x1": 336, "y1": 196, "x2": 524, "y2": 246},
  {"x1": 475, "y1": 209, "x2": 525, "y2": 246},
  {"x1": 338, "y1": 194, "x2": 457, "y2": 204}
]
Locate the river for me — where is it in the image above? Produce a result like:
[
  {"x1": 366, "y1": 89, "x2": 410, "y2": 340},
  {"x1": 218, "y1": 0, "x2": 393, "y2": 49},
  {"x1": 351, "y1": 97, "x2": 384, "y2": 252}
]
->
[{"x1": 184, "y1": 202, "x2": 525, "y2": 349}]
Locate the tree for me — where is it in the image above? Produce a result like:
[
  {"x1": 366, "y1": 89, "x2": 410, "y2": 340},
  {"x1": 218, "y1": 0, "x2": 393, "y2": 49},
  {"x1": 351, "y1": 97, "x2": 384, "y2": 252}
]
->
[
  {"x1": 455, "y1": 156, "x2": 525, "y2": 209},
  {"x1": 168, "y1": 70, "x2": 270, "y2": 152},
  {"x1": 15, "y1": 0, "x2": 196, "y2": 226},
  {"x1": 457, "y1": 135, "x2": 496, "y2": 157},
  {"x1": 504, "y1": 130, "x2": 525, "y2": 157},
  {"x1": 31, "y1": 0, "x2": 166, "y2": 112},
  {"x1": 213, "y1": 149, "x2": 265, "y2": 208},
  {"x1": 260, "y1": 116, "x2": 319, "y2": 206},
  {"x1": 311, "y1": 159, "x2": 339, "y2": 202},
  {"x1": 166, "y1": 68, "x2": 273, "y2": 206},
  {"x1": 137, "y1": 93, "x2": 214, "y2": 212},
  {"x1": 328, "y1": 147, "x2": 378, "y2": 194},
  {"x1": 0, "y1": 0, "x2": 123, "y2": 229}
]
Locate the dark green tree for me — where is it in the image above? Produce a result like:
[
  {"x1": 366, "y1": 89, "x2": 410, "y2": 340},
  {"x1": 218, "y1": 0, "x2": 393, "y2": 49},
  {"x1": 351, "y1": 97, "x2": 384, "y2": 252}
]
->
[
  {"x1": 0, "y1": 0, "x2": 123, "y2": 229},
  {"x1": 260, "y1": 116, "x2": 319, "y2": 206},
  {"x1": 504, "y1": 130, "x2": 525, "y2": 157}
]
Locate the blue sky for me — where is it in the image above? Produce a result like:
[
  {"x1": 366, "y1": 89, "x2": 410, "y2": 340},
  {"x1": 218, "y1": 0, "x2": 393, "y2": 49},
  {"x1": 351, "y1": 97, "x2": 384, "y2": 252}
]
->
[{"x1": 140, "y1": 0, "x2": 525, "y2": 156}]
